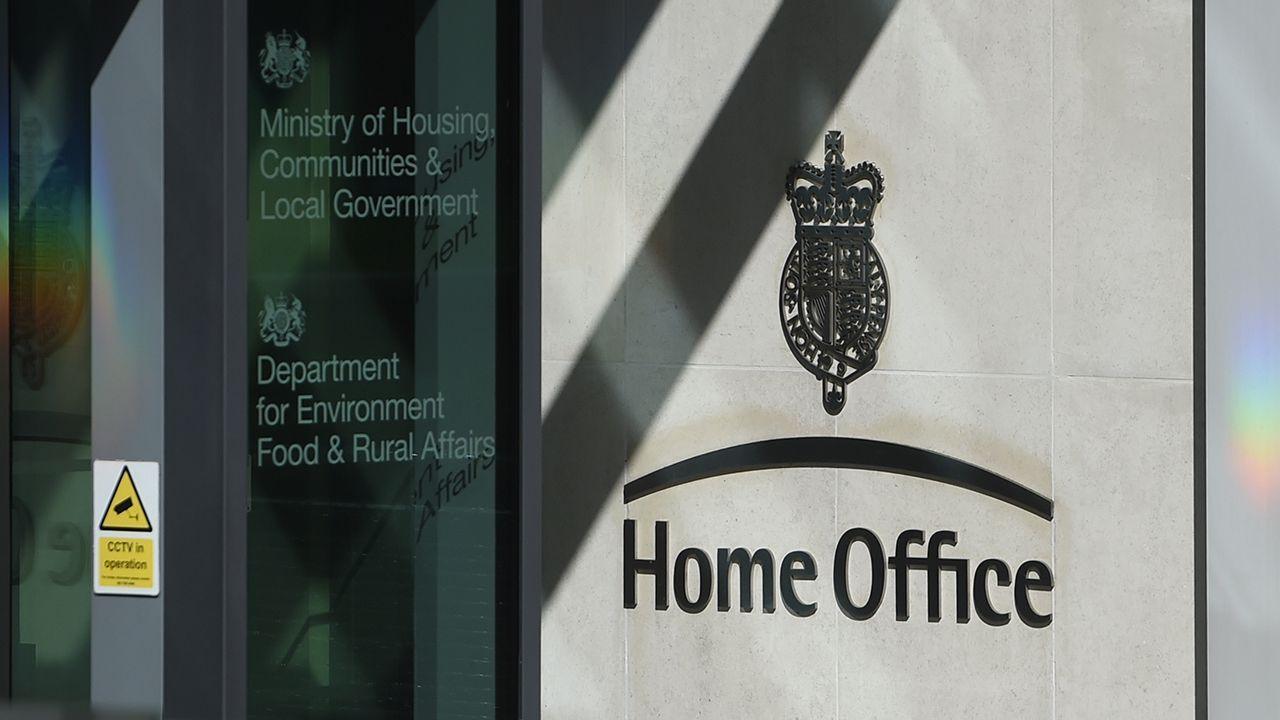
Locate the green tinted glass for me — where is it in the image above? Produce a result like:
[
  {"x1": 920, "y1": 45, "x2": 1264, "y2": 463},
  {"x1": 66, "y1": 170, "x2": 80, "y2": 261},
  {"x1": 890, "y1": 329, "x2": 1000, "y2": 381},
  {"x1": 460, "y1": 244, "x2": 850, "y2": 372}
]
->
[
  {"x1": 9, "y1": 0, "x2": 92, "y2": 704},
  {"x1": 246, "y1": 2, "x2": 517, "y2": 717}
]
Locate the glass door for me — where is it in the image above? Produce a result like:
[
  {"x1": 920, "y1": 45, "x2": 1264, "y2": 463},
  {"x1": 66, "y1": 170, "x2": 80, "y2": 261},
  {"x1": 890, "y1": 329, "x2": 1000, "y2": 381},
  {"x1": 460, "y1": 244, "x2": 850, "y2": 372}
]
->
[
  {"x1": 8, "y1": 0, "x2": 92, "y2": 704},
  {"x1": 245, "y1": 2, "x2": 521, "y2": 717}
]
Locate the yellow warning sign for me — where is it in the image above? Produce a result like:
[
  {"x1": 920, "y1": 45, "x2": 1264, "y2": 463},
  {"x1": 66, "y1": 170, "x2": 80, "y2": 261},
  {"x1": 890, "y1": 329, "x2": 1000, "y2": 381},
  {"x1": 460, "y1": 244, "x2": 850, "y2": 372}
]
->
[
  {"x1": 98, "y1": 537, "x2": 155, "y2": 590},
  {"x1": 94, "y1": 460, "x2": 160, "y2": 597},
  {"x1": 98, "y1": 466, "x2": 153, "y2": 532}
]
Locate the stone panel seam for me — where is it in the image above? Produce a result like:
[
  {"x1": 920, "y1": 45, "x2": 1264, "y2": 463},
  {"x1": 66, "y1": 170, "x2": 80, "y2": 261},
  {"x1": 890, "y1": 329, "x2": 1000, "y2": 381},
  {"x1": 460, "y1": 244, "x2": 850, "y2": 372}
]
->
[
  {"x1": 622, "y1": 3, "x2": 630, "y2": 717},
  {"x1": 1050, "y1": 1, "x2": 1058, "y2": 716},
  {"x1": 1059, "y1": 375, "x2": 1193, "y2": 385}
]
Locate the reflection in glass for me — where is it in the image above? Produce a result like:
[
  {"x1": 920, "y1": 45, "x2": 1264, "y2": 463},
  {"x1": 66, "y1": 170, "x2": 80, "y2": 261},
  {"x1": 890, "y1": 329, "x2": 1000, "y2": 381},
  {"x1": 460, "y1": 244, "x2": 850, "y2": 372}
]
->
[
  {"x1": 247, "y1": 2, "x2": 513, "y2": 717},
  {"x1": 9, "y1": 0, "x2": 92, "y2": 703}
]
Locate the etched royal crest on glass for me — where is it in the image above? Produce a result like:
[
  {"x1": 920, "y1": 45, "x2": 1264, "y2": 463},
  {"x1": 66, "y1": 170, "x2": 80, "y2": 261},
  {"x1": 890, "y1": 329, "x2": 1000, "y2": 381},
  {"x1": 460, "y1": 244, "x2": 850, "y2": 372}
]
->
[
  {"x1": 258, "y1": 293, "x2": 306, "y2": 348},
  {"x1": 259, "y1": 29, "x2": 311, "y2": 89},
  {"x1": 781, "y1": 131, "x2": 887, "y2": 415},
  {"x1": 12, "y1": 117, "x2": 87, "y2": 390}
]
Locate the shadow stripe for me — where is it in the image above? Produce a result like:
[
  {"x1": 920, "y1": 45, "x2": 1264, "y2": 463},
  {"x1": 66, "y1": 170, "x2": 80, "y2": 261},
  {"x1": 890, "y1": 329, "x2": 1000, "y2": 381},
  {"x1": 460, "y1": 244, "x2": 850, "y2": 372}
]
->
[
  {"x1": 624, "y1": 437, "x2": 1054, "y2": 521},
  {"x1": 543, "y1": 0, "x2": 900, "y2": 598},
  {"x1": 543, "y1": 0, "x2": 660, "y2": 198},
  {"x1": 94, "y1": 0, "x2": 144, "y2": 80}
]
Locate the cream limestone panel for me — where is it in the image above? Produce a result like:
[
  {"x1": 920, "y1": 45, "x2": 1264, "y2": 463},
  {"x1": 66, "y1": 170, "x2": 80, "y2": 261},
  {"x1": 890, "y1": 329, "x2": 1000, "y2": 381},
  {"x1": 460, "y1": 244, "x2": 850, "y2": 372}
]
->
[
  {"x1": 623, "y1": 365, "x2": 838, "y2": 717},
  {"x1": 1053, "y1": 378, "x2": 1194, "y2": 718},
  {"x1": 837, "y1": 469, "x2": 1053, "y2": 718},
  {"x1": 542, "y1": 2, "x2": 632, "y2": 702},
  {"x1": 833, "y1": 0, "x2": 1053, "y2": 376},
  {"x1": 1052, "y1": 0, "x2": 1193, "y2": 380},
  {"x1": 621, "y1": 0, "x2": 783, "y2": 249},
  {"x1": 622, "y1": 207, "x2": 799, "y2": 371},
  {"x1": 626, "y1": 365, "x2": 838, "y2": 474},
  {"x1": 541, "y1": 361, "x2": 627, "y2": 719},
  {"x1": 834, "y1": 372, "x2": 1052, "y2": 717},
  {"x1": 626, "y1": 470, "x2": 839, "y2": 719},
  {"x1": 541, "y1": 102, "x2": 627, "y2": 363},
  {"x1": 624, "y1": 0, "x2": 1053, "y2": 375},
  {"x1": 542, "y1": 0, "x2": 627, "y2": 363},
  {"x1": 835, "y1": 371, "x2": 1052, "y2": 495},
  {"x1": 621, "y1": 1, "x2": 888, "y2": 372}
]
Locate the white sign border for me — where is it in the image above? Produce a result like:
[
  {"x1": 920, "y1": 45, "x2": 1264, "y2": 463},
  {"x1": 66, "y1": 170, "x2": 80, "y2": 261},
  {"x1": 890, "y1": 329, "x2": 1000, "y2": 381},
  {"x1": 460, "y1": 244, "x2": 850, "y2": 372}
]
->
[{"x1": 92, "y1": 460, "x2": 162, "y2": 597}]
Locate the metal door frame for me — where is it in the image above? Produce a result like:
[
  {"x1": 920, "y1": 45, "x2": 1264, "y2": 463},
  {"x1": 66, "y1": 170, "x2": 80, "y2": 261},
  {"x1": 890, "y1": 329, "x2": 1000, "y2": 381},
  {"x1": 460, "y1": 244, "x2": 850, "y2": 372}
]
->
[
  {"x1": 167, "y1": 0, "x2": 543, "y2": 717},
  {"x1": 0, "y1": 0, "x2": 542, "y2": 714}
]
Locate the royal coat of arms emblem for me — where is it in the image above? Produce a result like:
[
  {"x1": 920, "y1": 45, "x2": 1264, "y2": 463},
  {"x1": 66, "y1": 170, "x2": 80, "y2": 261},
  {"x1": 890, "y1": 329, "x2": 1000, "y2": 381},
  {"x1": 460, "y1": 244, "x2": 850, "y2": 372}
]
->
[
  {"x1": 11, "y1": 125, "x2": 86, "y2": 391},
  {"x1": 259, "y1": 294, "x2": 306, "y2": 348},
  {"x1": 781, "y1": 131, "x2": 887, "y2": 415},
  {"x1": 259, "y1": 30, "x2": 310, "y2": 89}
]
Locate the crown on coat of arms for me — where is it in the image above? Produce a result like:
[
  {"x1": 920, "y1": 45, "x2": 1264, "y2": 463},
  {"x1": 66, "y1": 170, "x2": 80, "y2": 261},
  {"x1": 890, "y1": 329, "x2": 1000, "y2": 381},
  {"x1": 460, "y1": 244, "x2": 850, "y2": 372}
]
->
[
  {"x1": 779, "y1": 130, "x2": 889, "y2": 416},
  {"x1": 786, "y1": 131, "x2": 884, "y2": 229}
]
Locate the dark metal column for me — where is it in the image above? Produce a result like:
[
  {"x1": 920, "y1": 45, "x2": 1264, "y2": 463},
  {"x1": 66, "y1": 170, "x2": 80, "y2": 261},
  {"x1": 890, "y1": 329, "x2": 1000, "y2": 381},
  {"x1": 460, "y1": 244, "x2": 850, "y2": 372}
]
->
[
  {"x1": 89, "y1": 0, "x2": 165, "y2": 712},
  {"x1": 161, "y1": 0, "x2": 246, "y2": 716},
  {"x1": 520, "y1": 0, "x2": 542, "y2": 717},
  {"x1": 0, "y1": 0, "x2": 10, "y2": 699}
]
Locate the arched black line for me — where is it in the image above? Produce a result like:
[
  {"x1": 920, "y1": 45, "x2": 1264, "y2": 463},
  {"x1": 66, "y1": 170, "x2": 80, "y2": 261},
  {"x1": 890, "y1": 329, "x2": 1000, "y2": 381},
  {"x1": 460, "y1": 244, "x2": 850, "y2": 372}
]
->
[{"x1": 623, "y1": 437, "x2": 1053, "y2": 521}]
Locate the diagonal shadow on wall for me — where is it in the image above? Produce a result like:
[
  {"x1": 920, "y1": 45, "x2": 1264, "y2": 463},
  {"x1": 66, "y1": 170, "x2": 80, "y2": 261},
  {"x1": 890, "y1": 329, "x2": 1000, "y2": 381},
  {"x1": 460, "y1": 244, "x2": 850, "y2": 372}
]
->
[
  {"x1": 544, "y1": 0, "x2": 899, "y2": 599},
  {"x1": 542, "y1": 0, "x2": 659, "y2": 200}
]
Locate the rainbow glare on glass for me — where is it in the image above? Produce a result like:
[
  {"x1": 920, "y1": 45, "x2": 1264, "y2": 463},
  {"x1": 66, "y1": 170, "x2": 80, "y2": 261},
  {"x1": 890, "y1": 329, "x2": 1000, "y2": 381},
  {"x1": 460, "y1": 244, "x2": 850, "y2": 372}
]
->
[
  {"x1": 1231, "y1": 320, "x2": 1280, "y2": 507},
  {"x1": 89, "y1": 139, "x2": 145, "y2": 412}
]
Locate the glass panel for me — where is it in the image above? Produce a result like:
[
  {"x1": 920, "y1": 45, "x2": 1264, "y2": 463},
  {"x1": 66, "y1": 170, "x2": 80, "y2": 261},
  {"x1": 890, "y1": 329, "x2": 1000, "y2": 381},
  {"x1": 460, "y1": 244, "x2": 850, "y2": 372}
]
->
[
  {"x1": 246, "y1": 2, "x2": 517, "y2": 717},
  {"x1": 8, "y1": 0, "x2": 92, "y2": 703}
]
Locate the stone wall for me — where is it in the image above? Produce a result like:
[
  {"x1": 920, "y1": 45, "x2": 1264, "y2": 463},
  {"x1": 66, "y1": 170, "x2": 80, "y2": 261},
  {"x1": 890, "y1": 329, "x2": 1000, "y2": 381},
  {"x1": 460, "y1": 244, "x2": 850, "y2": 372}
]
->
[{"x1": 541, "y1": 2, "x2": 1194, "y2": 717}]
